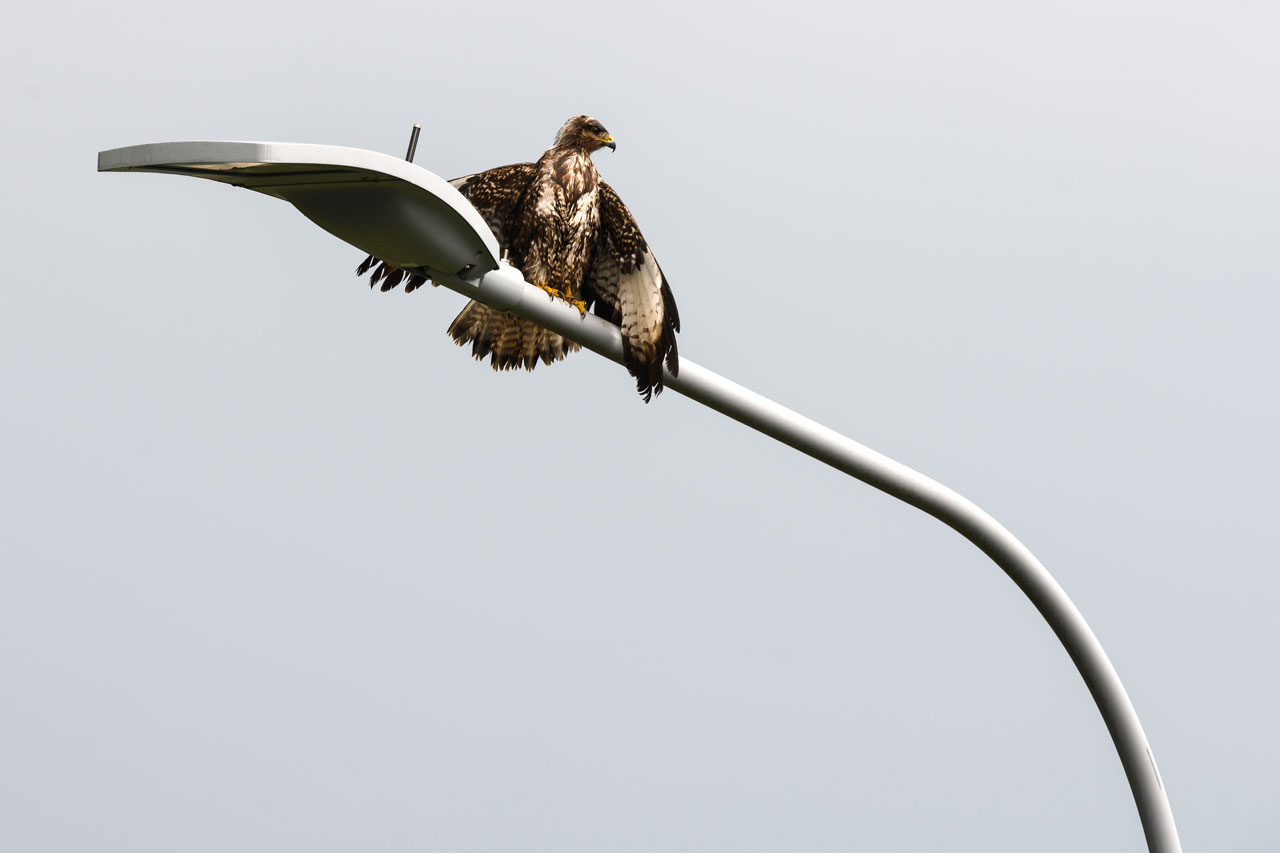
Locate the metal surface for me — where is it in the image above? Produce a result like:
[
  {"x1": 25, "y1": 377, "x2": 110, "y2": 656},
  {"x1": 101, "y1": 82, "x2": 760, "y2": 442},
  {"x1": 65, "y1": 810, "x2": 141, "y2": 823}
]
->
[
  {"x1": 405, "y1": 124, "x2": 422, "y2": 163},
  {"x1": 98, "y1": 141, "x2": 499, "y2": 276},
  {"x1": 100, "y1": 140, "x2": 1182, "y2": 852},
  {"x1": 437, "y1": 269, "x2": 1184, "y2": 853}
]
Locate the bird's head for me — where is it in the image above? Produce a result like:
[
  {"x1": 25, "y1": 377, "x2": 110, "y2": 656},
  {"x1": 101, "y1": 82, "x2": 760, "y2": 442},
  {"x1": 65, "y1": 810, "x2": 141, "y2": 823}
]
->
[{"x1": 554, "y1": 115, "x2": 616, "y2": 153}]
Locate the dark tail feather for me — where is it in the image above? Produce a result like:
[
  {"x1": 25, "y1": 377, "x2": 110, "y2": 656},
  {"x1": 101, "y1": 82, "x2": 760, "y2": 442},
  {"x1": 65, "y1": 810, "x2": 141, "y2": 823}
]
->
[
  {"x1": 380, "y1": 268, "x2": 405, "y2": 292},
  {"x1": 358, "y1": 255, "x2": 429, "y2": 296},
  {"x1": 447, "y1": 300, "x2": 579, "y2": 371}
]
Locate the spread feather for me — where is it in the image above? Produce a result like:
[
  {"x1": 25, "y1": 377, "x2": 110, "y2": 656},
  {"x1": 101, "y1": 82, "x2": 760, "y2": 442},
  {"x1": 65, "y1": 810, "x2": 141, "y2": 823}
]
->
[{"x1": 354, "y1": 116, "x2": 679, "y2": 401}]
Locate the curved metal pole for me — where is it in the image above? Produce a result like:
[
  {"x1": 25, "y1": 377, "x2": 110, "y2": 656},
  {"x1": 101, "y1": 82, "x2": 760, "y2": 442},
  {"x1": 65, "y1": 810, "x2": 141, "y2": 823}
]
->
[
  {"x1": 98, "y1": 140, "x2": 1180, "y2": 848},
  {"x1": 441, "y1": 263, "x2": 1183, "y2": 852}
]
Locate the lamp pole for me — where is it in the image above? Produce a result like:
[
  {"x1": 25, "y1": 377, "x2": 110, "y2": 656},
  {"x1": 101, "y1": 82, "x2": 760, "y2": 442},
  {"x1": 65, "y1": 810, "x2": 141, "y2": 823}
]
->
[
  {"x1": 439, "y1": 262, "x2": 1183, "y2": 853},
  {"x1": 99, "y1": 140, "x2": 1182, "y2": 852}
]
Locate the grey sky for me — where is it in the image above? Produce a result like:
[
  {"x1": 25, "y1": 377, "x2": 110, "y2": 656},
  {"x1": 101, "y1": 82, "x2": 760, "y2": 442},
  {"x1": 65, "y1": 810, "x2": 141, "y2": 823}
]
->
[{"x1": 4, "y1": 1, "x2": 1278, "y2": 850}]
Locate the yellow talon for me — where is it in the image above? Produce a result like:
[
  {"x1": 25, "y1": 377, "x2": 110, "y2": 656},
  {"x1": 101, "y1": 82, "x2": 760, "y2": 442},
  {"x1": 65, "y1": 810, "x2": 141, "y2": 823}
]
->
[{"x1": 531, "y1": 281, "x2": 585, "y2": 315}]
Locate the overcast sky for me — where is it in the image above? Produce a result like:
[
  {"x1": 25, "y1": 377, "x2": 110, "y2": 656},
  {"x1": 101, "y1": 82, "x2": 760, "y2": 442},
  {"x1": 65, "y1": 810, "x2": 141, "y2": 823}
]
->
[{"x1": 4, "y1": 1, "x2": 1278, "y2": 850}]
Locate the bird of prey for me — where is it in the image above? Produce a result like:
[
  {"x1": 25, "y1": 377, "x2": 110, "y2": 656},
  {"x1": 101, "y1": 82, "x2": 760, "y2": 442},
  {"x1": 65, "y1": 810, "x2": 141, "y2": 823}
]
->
[{"x1": 356, "y1": 115, "x2": 680, "y2": 402}]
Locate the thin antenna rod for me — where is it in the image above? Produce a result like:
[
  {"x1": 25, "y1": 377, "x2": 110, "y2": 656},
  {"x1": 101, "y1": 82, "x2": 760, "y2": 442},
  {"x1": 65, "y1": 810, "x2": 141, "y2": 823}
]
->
[{"x1": 405, "y1": 123, "x2": 422, "y2": 162}]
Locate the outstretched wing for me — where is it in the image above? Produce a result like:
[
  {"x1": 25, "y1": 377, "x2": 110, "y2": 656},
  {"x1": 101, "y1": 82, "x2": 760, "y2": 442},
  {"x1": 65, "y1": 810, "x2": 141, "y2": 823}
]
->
[
  {"x1": 355, "y1": 163, "x2": 537, "y2": 292},
  {"x1": 584, "y1": 182, "x2": 680, "y2": 401},
  {"x1": 449, "y1": 162, "x2": 538, "y2": 250}
]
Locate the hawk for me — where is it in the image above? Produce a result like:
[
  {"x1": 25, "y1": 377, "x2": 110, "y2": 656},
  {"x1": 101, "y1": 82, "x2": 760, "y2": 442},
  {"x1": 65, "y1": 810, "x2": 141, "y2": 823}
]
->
[{"x1": 357, "y1": 115, "x2": 680, "y2": 402}]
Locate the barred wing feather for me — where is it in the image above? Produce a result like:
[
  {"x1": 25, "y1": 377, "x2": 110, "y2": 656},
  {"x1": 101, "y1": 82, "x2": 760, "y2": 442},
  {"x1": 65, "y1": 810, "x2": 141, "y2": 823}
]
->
[{"x1": 586, "y1": 182, "x2": 680, "y2": 401}]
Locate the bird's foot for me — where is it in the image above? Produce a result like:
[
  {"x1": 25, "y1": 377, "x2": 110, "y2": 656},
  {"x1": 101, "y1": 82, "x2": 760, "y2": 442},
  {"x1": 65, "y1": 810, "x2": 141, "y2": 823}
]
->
[
  {"x1": 534, "y1": 282, "x2": 562, "y2": 301},
  {"x1": 532, "y1": 282, "x2": 586, "y2": 315}
]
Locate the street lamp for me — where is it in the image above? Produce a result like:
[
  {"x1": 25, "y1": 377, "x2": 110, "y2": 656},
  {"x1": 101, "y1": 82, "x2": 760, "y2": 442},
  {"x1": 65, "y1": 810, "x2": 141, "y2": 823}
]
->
[{"x1": 99, "y1": 139, "x2": 1182, "y2": 853}]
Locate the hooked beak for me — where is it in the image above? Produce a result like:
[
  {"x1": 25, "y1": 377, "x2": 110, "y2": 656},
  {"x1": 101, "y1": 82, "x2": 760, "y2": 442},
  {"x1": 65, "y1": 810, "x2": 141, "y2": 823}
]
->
[{"x1": 602, "y1": 135, "x2": 616, "y2": 152}]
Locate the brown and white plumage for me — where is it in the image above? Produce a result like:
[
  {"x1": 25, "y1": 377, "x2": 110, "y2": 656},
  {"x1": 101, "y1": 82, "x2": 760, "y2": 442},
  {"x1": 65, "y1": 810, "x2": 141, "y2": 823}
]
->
[{"x1": 356, "y1": 115, "x2": 680, "y2": 401}]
